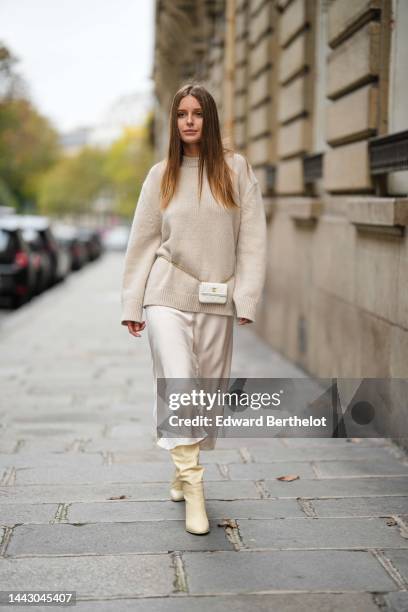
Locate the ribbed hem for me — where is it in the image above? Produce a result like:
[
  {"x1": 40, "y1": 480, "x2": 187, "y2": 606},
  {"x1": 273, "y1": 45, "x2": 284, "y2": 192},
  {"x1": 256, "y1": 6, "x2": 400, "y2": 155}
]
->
[
  {"x1": 234, "y1": 296, "x2": 259, "y2": 322},
  {"x1": 121, "y1": 299, "x2": 145, "y2": 324},
  {"x1": 143, "y1": 287, "x2": 235, "y2": 317}
]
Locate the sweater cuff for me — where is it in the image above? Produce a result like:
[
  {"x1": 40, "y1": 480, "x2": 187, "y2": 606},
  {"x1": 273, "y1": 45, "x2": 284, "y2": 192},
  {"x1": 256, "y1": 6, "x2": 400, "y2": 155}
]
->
[
  {"x1": 121, "y1": 300, "x2": 145, "y2": 325},
  {"x1": 234, "y1": 296, "x2": 259, "y2": 322}
]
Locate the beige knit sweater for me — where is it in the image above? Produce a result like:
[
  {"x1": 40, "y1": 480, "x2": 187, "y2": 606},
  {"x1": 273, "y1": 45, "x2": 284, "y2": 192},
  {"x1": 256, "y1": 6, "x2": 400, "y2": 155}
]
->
[{"x1": 121, "y1": 151, "x2": 267, "y2": 325}]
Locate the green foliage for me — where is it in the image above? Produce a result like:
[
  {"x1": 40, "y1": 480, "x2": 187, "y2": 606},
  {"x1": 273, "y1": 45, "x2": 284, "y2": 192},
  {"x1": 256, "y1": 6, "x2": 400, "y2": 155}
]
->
[
  {"x1": 0, "y1": 41, "x2": 155, "y2": 218},
  {"x1": 38, "y1": 120, "x2": 154, "y2": 218},
  {"x1": 104, "y1": 119, "x2": 154, "y2": 218},
  {"x1": 0, "y1": 43, "x2": 60, "y2": 210},
  {"x1": 37, "y1": 147, "x2": 107, "y2": 216}
]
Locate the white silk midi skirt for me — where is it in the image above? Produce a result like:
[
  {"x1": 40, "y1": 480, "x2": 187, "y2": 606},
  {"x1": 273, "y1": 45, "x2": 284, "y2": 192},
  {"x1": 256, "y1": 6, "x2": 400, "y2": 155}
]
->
[{"x1": 145, "y1": 305, "x2": 234, "y2": 450}]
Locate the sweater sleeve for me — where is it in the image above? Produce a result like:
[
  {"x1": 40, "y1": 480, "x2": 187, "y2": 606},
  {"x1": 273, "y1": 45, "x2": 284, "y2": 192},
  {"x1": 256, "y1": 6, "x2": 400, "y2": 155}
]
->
[
  {"x1": 120, "y1": 169, "x2": 162, "y2": 325},
  {"x1": 232, "y1": 177, "x2": 267, "y2": 323}
]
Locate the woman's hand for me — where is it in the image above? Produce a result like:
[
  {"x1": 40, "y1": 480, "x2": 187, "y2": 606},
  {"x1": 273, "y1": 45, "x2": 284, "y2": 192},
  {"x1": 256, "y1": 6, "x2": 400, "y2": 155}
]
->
[
  {"x1": 237, "y1": 317, "x2": 252, "y2": 325},
  {"x1": 125, "y1": 321, "x2": 146, "y2": 337}
]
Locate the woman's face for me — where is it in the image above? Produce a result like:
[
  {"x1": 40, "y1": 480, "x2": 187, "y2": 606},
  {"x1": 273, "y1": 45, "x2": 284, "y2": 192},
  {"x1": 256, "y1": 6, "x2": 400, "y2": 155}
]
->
[{"x1": 177, "y1": 95, "x2": 203, "y2": 146}]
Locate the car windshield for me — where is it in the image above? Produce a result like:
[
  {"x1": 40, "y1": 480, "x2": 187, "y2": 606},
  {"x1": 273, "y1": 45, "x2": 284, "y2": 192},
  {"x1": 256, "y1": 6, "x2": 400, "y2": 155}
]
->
[
  {"x1": 0, "y1": 229, "x2": 11, "y2": 252},
  {"x1": 22, "y1": 228, "x2": 41, "y2": 249}
]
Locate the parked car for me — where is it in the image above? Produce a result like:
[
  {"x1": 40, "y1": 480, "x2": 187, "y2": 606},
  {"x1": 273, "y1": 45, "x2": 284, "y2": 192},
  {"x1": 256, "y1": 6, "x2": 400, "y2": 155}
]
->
[
  {"x1": 0, "y1": 217, "x2": 37, "y2": 307},
  {"x1": 52, "y1": 233, "x2": 71, "y2": 282},
  {"x1": 5, "y1": 215, "x2": 58, "y2": 286},
  {"x1": 52, "y1": 224, "x2": 88, "y2": 271},
  {"x1": 5, "y1": 215, "x2": 71, "y2": 286},
  {"x1": 21, "y1": 227, "x2": 52, "y2": 294},
  {"x1": 76, "y1": 227, "x2": 104, "y2": 262}
]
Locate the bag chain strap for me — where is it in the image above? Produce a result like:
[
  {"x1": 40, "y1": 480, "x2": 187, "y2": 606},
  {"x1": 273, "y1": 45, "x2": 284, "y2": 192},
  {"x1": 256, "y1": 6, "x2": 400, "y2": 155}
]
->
[{"x1": 157, "y1": 254, "x2": 234, "y2": 284}]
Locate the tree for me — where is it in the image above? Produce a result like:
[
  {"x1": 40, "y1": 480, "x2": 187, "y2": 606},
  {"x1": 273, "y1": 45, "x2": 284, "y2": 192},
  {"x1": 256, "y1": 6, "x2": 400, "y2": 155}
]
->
[
  {"x1": 0, "y1": 42, "x2": 28, "y2": 100},
  {"x1": 37, "y1": 146, "x2": 107, "y2": 218},
  {"x1": 0, "y1": 43, "x2": 60, "y2": 210},
  {"x1": 104, "y1": 117, "x2": 154, "y2": 217}
]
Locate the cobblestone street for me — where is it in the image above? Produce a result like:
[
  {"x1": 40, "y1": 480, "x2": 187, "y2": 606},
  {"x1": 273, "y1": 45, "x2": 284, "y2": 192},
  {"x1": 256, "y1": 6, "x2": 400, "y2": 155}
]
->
[{"x1": 0, "y1": 252, "x2": 407, "y2": 611}]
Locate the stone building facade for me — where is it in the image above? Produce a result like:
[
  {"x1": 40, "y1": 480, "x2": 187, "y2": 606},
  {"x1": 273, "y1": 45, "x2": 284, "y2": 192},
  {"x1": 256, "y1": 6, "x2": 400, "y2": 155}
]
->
[{"x1": 152, "y1": 0, "x2": 408, "y2": 445}]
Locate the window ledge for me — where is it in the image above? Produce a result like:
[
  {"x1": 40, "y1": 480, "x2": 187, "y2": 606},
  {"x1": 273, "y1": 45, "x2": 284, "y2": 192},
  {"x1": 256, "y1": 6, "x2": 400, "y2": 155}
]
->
[
  {"x1": 348, "y1": 197, "x2": 408, "y2": 227},
  {"x1": 278, "y1": 197, "x2": 323, "y2": 220}
]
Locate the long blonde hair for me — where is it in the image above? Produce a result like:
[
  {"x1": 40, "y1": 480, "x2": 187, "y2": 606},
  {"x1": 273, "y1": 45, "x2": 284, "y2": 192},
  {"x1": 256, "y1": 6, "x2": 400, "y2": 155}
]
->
[{"x1": 160, "y1": 83, "x2": 246, "y2": 211}]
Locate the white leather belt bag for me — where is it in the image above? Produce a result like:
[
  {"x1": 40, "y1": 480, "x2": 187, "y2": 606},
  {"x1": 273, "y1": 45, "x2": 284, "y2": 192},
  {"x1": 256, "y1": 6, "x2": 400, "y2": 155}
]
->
[
  {"x1": 157, "y1": 255, "x2": 233, "y2": 304},
  {"x1": 198, "y1": 281, "x2": 228, "y2": 304}
]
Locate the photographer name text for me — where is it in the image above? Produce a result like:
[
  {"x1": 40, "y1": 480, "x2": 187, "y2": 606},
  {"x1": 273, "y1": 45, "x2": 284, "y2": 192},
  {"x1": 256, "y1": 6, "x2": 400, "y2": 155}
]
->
[{"x1": 168, "y1": 415, "x2": 327, "y2": 428}]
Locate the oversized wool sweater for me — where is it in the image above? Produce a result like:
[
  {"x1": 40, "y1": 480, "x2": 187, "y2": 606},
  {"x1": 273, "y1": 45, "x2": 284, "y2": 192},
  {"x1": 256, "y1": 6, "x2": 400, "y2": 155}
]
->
[{"x1": 120, "y1": 151, "x2": 267, "y2": 325}]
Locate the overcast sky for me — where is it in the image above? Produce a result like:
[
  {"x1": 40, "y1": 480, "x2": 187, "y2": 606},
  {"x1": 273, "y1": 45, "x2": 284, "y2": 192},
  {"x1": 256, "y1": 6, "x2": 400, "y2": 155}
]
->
[{"x1": 0, "y1": 0, "x2": 155, "y2": 132}]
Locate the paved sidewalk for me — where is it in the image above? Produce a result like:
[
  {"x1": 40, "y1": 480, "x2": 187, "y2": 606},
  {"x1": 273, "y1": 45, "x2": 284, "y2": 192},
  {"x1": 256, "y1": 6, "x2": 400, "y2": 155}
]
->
[{"x1": 0, "y1": 252, "x2": 407, "y2": 611}]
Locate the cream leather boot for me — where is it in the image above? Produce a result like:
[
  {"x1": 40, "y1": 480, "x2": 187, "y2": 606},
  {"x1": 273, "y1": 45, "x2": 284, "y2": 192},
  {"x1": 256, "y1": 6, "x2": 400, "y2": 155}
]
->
[
  {"x1": 169, "y1": 468, "x2": 184, "y2": 502},
  {"x1": 169, "y1": 442, "x2": 210, "y2": 535}
]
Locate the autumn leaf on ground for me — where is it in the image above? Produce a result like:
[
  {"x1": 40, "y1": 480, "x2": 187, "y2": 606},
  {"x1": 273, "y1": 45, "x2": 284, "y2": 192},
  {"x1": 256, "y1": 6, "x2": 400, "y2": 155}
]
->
[{"x1": 276, "y1": 474, "x2": 299, "y2": 482}]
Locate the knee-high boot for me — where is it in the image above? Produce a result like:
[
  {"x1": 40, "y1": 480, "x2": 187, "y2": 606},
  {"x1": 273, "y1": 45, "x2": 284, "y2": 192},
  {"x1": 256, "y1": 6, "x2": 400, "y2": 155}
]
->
[{"x1": 169, "y1": 442, "x2": 210, "y2": 535}]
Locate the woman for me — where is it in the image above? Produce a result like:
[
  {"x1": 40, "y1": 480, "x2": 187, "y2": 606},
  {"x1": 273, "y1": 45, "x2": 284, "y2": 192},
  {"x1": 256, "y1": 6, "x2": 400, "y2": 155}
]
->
[{"x1": 121, "y1": 83, "x2": 267, "y2": 535}]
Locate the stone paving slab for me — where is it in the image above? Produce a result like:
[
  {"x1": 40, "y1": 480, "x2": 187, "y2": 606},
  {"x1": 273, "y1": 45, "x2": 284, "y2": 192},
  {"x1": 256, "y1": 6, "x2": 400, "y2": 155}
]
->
[
  {"x1": 250, "y1": 445, "x2": 398, "y2": 462},
  {"x1": 0, "y1": 453, "x2": 104, "y2": 469},
  {"x1": 67, "y1": 499, "x2": 305, "y2": 523},
  {"x1": 0, "y1": 503, "x2": 58, "y2": 525},
  {"x1": 216, "y1": 437, "x2": 288, "y2": 449},
  {"x1": 6, "y1": 522, "x2": 233, "y2": 556},
  {"x1": 313, "y1": 496, "x2": 408, "y2": 517},
  {"x1": 12, "y1": 463, "x2": 224, "y2": 485},
  {"x1": 384, "y1": 591, "x2": 408, "y2": 612},
  {"x1": 22, "y1": 382, "x2": 126, "y2": 395},
  {"x1": 81, "y1": 438, "x2": 158, "y2": 452},
  {"x1": 237, "y1": 517, "x2": 408, "y2": 550},
  {"x1": 314, "y1": 458, "x2": 408, "y2": 478},
  {"x1": 2, "y1": 593, "x2": 383, "y2": 612},
  {"x1": 227, "y1": 462, "x2": 317, "y2": 479},
  {"x1": 9, "y1": 440, "x2": 84, "y2": 453},
  {"x1": 2, "y1": 424, "x2": 105, "y2": 439},
  {"x1": 0, "y1": 481, "x2": 260, "y2": 504},
  {"x1": 182, "y1": 550, "x2": 398, "y2": 593},
  {"x1": 0, "y1": 554, "x2": 175, "y2": 598},
  {"x1": 113, "y1": 449, "x2": 243, "y2": 464},
  {"x1": 7, "y1": 411, "x2": 125, "y2": 424},
  {"x1": 107, "y1": 424, "x2": 157, "y2": 438},
  {"x1": 0, "y1": 395, "x2": 74, "y2": 409},
  {"x1": 263, "y1": 476, "x2": 408, "y2": 498},
  {"x1": 282, "y1": 438, "x2": 389, "y2": 448}
]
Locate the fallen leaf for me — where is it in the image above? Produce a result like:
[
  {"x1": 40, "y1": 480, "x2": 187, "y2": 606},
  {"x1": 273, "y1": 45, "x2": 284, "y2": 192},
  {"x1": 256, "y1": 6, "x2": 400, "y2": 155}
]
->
[{"x1": 277, "y1": 474, "x2": 300, "y2": 482}]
